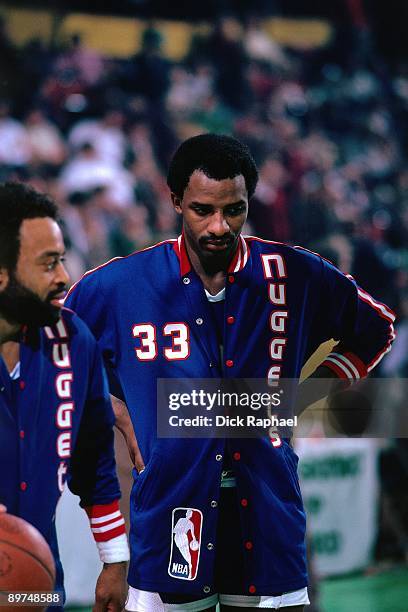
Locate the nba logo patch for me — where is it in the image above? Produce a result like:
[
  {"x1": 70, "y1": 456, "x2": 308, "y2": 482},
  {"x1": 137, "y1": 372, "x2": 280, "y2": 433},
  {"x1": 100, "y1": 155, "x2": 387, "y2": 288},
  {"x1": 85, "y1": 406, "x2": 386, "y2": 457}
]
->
[{"x1": 168, "y1": 507, "x2": 203, "y2": 580}]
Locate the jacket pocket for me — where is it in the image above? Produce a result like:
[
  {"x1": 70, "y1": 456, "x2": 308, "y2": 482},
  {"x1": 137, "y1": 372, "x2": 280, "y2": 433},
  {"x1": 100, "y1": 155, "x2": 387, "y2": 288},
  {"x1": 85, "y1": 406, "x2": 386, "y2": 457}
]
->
[
  {"x1": 282, "y1": 442, "x2": 302, "y2": 499},
  {"x1": 132, "y1": 452, "x2": 164, "y2": 511}
]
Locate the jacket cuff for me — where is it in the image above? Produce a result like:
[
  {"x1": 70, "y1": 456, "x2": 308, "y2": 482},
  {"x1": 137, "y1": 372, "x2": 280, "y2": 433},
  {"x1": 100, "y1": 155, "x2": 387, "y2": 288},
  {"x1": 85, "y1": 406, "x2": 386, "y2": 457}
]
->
[
  {"x1": 84, "y1": 500, "x2": 126, "y2": 542},
  {"x1": 321, "y1": 351, "x2": 367, "y2": 381}
]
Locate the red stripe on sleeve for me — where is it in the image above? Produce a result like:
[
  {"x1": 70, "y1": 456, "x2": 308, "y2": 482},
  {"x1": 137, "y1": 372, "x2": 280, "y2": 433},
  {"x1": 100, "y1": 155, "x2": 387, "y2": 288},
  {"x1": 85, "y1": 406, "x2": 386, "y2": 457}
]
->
[{"x1": 84, "y1": 500, "x2": 119, "y2": 519}]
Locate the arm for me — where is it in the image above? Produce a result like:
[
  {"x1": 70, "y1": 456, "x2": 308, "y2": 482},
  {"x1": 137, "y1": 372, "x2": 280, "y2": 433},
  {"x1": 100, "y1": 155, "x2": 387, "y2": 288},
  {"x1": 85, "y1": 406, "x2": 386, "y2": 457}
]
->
[
  {"x1": 111, "y1": 394, "x2": 145, "y2": 473},
  {"x1": 297, "y1": 261, "x2": 396, "y2": 423},
  {"x1": 68, "y1": 334, "x2": 129, "y2": 612},
  {"x1": 66, "y1": 274, "x2": 145, "y2": 473},
  {"x1": 318, "y1": 265, "x2": 396, "y2": 380}
]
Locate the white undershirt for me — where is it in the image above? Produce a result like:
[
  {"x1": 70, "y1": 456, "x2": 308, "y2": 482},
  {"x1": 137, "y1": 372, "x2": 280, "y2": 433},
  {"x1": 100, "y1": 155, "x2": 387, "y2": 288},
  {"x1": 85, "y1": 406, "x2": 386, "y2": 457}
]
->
[
  {"x1": 204, "y1": 287, "x2": 225, "y2": 302},
  {"x1": 9, "y1": 361, "x2": 20, "y2": 380}
]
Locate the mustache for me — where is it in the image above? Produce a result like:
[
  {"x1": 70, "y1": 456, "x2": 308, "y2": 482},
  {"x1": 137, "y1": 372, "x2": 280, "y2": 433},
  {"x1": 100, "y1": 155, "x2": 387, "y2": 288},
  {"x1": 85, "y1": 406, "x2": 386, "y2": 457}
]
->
[
  {"x1": 46, "y1": 286, "x2": 67, "y2": 301},
  {"x1": 200, "y1": 235, "x2": 235, "y2": 245}
]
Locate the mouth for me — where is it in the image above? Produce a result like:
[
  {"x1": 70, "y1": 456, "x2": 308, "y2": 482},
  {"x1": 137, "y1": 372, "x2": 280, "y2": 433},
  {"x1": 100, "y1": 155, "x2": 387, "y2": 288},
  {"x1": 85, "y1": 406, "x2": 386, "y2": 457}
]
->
[
  {"x1": 48, "y1": 292, "x2": 66, "y2": 308},
  {"x1": 202, "y1": 240, "x2": 233, "y2": 252}
]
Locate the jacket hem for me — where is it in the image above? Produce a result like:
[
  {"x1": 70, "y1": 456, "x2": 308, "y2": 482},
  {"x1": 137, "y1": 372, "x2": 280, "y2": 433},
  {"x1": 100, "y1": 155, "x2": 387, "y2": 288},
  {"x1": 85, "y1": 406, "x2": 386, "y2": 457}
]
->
[{"x1": 128, "y1": 575, "x2": 308, "y2": 596}]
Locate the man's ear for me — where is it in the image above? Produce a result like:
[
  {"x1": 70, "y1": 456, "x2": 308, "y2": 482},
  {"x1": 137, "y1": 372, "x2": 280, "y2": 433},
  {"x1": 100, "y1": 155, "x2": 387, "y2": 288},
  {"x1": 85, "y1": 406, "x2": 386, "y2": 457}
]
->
[
  {"x1": 0, "y1": 267, "x2": 9, "y2": 291},
  {"x1": 171, "y1": 192, "x2": 182, "y2": 214}
]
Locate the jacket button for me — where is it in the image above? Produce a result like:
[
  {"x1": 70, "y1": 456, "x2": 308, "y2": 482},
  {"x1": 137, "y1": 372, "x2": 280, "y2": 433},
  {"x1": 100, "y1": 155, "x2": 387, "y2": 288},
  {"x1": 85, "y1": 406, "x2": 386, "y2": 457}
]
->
[
  {"x1": 215, "y1": 454, "x2": 223, "y2": 461},
  {"x1": 211, "y1": 500, "x2": 218, "y2": 508},
  {"x1": 226, "y1": 359, "x2": 234, "y2": 367},
  {"x1": 245, "y1": 541, "x2": 253, "y2": 550},
  {"x1": 241, "y1": 498, "x2": 248, "y2": 507},
  {"x1": 196, "y1": 318, "x2": 203, "y2": 325},
  {"x1": 207, "y1": 543, "x2": 214, "y2": 550},
  {"x1": 20, "y1": 481, "x2": 27, "y2": 491},
  {"x1": 233, "y1": 452, "x2": 241, "y2": 461},
  {"x1": 249, "y1": 585, "x2": 256, "y2": 594},
  {"x1": 228, "y1": 275, "x2": 235, "y2": 283},
  {"x1": 227, "y1": 316, "x2": 235, "y2": 324},
  {"x1": 203, "y1": 586, "x2": 211, "y2": 594},
  {"x1": 183, "y1": 277, "x2": 190, "y2": 285}
]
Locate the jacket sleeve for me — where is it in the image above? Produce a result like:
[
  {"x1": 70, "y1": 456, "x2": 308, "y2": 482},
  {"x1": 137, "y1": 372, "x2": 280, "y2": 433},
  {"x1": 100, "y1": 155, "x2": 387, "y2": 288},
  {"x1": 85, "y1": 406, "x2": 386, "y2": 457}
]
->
[
  {"x1": 67, "y1": 330, "x2": 125, "y2": 542},
  {"x1": 318, "y1": 258, "x2": 396, "y2": 380},
  {"x1": 65, "y1": 272, "x2": 125, "y2": 401}
]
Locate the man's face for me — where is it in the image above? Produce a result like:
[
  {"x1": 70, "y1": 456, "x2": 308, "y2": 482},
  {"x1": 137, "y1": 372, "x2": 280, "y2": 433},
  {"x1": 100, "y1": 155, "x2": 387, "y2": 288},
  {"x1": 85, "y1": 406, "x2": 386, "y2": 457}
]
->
[
  {"x1": 172, "y1": 171, "x2": 248, "y2": 271},
  {"x1": 0, "y1": 218, "x2": 70, "y2": 328}
]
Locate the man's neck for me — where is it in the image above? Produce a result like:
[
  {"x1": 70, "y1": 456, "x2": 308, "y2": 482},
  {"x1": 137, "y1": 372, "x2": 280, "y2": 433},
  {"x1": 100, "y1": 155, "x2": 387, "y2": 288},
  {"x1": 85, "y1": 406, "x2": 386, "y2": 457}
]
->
[
  {"x1": 183, "y1": 234, "x2": 241, "y2": 295},
  {"x1": 0, "y1": 341, "x2": 20, "y2": 374},
  {"x1": 184, "y1": 240, "x2": 230, "y2": 295},
  {"x1": 0, "y1": 318, "x2": 21, "y2": 345},
  {"x1": 0, "y1": 318, "x2": 21, "y2": 375}
]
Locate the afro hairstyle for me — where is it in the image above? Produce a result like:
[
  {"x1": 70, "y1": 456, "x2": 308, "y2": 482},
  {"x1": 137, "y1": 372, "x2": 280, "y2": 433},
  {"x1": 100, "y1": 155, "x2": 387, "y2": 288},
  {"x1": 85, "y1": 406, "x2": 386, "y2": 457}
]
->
[{"x1": 167, "y1": 134, "x2": 258, "y2": 199}]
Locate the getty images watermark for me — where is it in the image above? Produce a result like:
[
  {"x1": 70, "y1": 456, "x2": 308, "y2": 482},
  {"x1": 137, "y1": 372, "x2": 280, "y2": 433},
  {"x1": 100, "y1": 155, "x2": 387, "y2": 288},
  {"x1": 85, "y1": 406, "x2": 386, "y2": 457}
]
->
[
  {"x1": 157, "y1": 379, "x2": 298, "y2": 438},
  {"x1": 157, "y1": 378, "x2": 408, "y2": 439},
  {"x1": 167, "y1": 388, "x2": 292, "y2": 429}
]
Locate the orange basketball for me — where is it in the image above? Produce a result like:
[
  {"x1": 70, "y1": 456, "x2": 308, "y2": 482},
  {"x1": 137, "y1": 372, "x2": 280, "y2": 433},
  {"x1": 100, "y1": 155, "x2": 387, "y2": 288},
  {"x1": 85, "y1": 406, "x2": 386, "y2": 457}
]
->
[{"x1": 0, "y1": 514, "x2": 56, "y2": 611}]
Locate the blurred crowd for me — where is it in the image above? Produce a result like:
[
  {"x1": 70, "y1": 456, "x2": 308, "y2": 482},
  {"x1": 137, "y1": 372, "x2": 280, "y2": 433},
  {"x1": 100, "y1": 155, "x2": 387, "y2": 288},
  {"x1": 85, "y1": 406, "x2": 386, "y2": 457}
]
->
[{"x1": 0, "y1": 13, "x2": 407, "y2": 380}]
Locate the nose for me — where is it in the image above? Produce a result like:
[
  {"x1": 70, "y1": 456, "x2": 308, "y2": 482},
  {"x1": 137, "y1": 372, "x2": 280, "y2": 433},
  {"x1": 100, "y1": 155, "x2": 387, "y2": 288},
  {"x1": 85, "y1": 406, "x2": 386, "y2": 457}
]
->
[
  {"x1": 208, "y1": 211, "x2": 230, "y2": 237},
  {"x1": 55, "y1": 260, "x2": 70, "y2": 288}
]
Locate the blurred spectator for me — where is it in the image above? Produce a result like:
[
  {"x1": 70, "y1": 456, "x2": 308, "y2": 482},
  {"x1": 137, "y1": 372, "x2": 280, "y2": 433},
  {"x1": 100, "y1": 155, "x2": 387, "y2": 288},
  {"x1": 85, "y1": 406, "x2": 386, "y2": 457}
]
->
[
  {"x1": 24, "y1": 108, "x2": 66, "y2": 168},
  {"x1": 249, "y1": 155, "x2": 292, "y2": 242},
  {"x1": 190, "y1": 94, "x2": 235, "y2": 134},
  {"x1": 0, "y1": 101, "x2": 31, "y2": 169},
  {"x1": 19, "y1": 38, "x2": 53, "y2": 114},
  {"x1": 68, "y1": 110, "x2": 127, "y2": 165},
  {"x1": 55, "y1": 33, "x2": 105, "y2": 87},
  {"x1": 166, "y1": 65, "x2": 213, "y2": 115},
  {"x1": 126, "y1": 25, "x2": 171, "y2": 105},
  {"x1": 0, "y1": 16, "x2": 22, "y2": 102},
  {"x1": 243, "y1": 16, "x2": 291, "y2": 70},
  {"x1": 59, "y1": 142, "x2": 135, "y2": 208},
  {"x1": 109, "y1": 206, "x2": 154, "y2": 257},
  {"x1": 203, "y1": 17, "x2": 251, "y2": 112}
]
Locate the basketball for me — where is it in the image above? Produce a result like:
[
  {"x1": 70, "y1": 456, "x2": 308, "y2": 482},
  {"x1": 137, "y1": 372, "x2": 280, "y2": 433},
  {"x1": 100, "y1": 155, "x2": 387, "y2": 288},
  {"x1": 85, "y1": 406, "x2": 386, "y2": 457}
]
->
[
  {"x1": 0, "y1": 513, "x2": 55, "y2": 602},
  {"x1": 190, "y1": 539, "x2": 199, "y2": 551}
]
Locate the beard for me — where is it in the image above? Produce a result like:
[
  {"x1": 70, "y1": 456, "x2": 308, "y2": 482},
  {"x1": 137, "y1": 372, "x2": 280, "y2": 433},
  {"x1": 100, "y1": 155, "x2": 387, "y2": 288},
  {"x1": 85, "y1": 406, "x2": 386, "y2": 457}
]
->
[
  {"x1": 0, "y1": 275, "x2": 64, "y2": 328},
  {"x1": 195, "y1": 234, "x2": 239, "y2": 274}
]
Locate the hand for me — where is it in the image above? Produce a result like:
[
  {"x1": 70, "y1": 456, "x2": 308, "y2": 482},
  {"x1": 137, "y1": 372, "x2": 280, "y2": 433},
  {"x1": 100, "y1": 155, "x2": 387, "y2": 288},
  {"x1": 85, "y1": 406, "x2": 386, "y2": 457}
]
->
[
  {"x1": 295, "y1": 365, "x2": 341, "y2": 417},
  {"x1": 93, "y1": 562, "x2": 127, "y2": 612},
  {"x1": 111, "y1": 395, "x2": 145, "y2": 473},
  {"x1": 0, "y1": 505, "x2": 6, "y2": 513}
]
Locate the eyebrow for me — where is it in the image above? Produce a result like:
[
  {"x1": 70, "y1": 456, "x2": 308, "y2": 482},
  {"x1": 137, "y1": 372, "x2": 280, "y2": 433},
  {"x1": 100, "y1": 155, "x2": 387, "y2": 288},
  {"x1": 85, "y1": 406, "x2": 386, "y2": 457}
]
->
[
  {"x1": 36, "y1": 250, "x2": 66, "y2": 261},
  {"x1": 190, "y1": 200, "x2": 247, "y2": 208}
]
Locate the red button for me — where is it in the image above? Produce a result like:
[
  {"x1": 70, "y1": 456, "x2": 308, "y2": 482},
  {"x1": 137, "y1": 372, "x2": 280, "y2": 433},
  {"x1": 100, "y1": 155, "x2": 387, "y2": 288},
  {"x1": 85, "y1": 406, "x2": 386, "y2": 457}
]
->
[
  {"x1": 19, "y1": 430, "x2": 25, "y2": 439},
  {"x1": 226, "y1": 360, "x2": 234, "y2": 368},
  {"x1": 227, "y1": 316, "x2": 235, "y2": 324},
  {"x1": 245, "y1": 541, "x2": 253, "y2": 550},
  {"x1": 249, "y1": 585, "x2": 256, "y2": 594},
  {"x1": 241, "y1": 498, "x2": 248, "y2": 507},
  {"x1": 228, "y1": 275, "x2": 235, "y2": 283},
  {"x1": 20, "y1": 482, "x2": 27, "y2": 491},
  {"x1": 19, "y1": 380, "x2": 25, "y2": 390},
  {"x1": 233, "y1": 452, "x2": 241, "y2": 461}
]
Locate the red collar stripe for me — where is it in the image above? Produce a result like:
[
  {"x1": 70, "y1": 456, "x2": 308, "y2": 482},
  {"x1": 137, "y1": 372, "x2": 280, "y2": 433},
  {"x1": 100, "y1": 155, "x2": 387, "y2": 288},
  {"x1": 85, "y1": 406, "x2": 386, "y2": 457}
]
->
[{"x1": 174, "y1": 234, "x2": 250, "y2": 277}]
